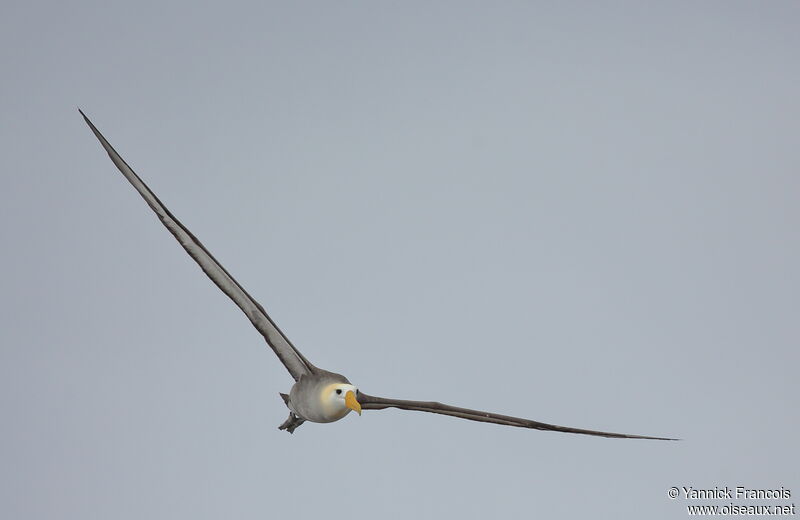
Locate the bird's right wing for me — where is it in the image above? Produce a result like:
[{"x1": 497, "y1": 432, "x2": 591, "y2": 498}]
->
[
  {"x1": 356, "y1": 391, "x2": 677, "y2": 440},
  {"x1": 80, "y1": 110, "x2": 315, "y2": 381}
]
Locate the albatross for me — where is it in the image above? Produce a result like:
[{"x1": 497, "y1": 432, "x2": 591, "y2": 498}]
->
[{"x1": 80, "y1": 110, "x2": 676, "y2": 440}]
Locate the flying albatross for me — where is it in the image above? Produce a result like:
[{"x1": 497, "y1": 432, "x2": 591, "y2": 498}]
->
[{"x1": 80, "y1": 110, "x2": 676, "y2": 440}]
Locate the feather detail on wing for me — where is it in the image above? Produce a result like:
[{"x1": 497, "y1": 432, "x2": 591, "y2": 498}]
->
[
  {"x1": 357, "y1": 392, "x2": 678, "y2": 440},
  {"x1": 80, "y1": 110, "x2": 314, "y2": 381}
]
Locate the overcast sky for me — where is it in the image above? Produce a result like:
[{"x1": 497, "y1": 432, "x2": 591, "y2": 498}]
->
[{"x1": 1, "y1": 2, "x2": 798, "y2": 519}]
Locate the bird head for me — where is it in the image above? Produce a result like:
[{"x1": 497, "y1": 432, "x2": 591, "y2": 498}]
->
[{"x1": 325, "y1": 383, "x2": 362, "y2": 416}]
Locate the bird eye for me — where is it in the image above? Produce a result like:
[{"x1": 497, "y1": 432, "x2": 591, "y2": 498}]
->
[{"x1": 336, "y1": 389, "x2": 342, "y2": 395}]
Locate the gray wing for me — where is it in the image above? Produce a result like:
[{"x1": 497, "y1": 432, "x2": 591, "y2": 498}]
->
[
  {"x1": 80, "y1": 110, "x2": 315, "y2": 381},
  {"x1": 357, "y1": 392, "x2": 678, "y2": 440}
]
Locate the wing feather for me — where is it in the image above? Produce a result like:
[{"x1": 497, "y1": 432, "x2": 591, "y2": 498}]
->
[
  {"x1": 80, "y1": 110, "x2": 314, "y2": 381},
  {"x1": 357, "y1": 392, "x2": 677, "y2": 440}
]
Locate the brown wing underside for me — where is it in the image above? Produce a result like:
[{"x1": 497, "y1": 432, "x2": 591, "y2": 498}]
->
[
  {"x1": 357, "y1": 392, "x2": 678, "y2": 440},
  {"x1": 80, "y1": 110, "x2": 315, "y2": 381}
]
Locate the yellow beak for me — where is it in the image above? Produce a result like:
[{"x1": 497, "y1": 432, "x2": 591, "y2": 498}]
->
[{"x1": 345, "y1": 390, "x2": 362, "y2": 416}]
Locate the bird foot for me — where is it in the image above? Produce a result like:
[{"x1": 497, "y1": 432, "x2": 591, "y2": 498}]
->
[{"x1": 278, "y1": 412, "x2": 305, "y2": 434}]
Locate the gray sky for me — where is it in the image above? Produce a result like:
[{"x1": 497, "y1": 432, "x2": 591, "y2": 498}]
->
[{"x1": 1, "y1": 2, "x2": 798, "y2": 519}]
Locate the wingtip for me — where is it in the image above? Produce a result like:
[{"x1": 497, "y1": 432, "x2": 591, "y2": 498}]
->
[{"x1": 78, "y1": 109, "x2": 102, "y2": 137}]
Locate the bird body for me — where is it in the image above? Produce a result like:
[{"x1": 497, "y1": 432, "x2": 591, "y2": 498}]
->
[
  {"x1": 288, "y1": 371, "x2": 358, "y2": 423},
  {"x1": 80, "y1": 109, "x2": 677, "y2": 441}
]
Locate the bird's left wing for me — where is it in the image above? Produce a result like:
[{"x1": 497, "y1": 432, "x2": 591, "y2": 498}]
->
[
  {"x1": 80, "y1": 110, "x2": 315, "y2": 381},
  {"x1": 356, "y1": 391, "x2": 677, "y2": 440}
]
